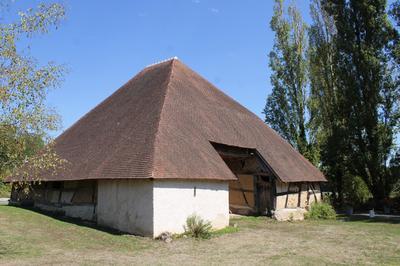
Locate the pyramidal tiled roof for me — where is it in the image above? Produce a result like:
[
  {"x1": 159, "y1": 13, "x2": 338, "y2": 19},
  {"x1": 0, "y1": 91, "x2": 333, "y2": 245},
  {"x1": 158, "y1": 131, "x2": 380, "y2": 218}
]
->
[{"x1": 14, "y1": 58, "x2": 326, "y2": 182}]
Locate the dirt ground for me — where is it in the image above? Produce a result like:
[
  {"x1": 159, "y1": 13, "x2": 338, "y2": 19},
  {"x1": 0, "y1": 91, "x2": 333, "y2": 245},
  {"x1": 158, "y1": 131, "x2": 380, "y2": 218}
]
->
[{"x1": 0, "y1": 206, "x2": 399, "y2": 265}]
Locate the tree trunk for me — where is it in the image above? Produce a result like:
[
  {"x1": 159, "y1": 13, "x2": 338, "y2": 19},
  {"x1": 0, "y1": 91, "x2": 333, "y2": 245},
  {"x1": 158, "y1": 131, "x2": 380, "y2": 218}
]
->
[
  {"x1": 336, "y1": 174, "x2": 343, "y2": 207},
  {"x1": 371, "y1": 185, "x2": 385, "y2": 210}
]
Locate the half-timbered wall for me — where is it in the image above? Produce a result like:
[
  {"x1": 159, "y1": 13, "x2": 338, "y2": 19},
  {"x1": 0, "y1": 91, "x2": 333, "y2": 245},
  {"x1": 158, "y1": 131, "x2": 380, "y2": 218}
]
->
[
  {"x1": 275, "y1": 180, "x2": 321, "y2": 210},
  {"x1": 11, "y1": 180, "x2": 97, "y2": 221}
]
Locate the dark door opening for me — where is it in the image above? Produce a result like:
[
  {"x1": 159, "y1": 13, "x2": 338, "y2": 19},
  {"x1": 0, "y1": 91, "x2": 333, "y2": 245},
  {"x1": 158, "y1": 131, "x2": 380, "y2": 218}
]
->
[
  {"x1": 255, "y1": 175, "x2": 271, "y2": 215},
  {"x1": 211, "y1": 142, "x2": 275, "y2": 216}
]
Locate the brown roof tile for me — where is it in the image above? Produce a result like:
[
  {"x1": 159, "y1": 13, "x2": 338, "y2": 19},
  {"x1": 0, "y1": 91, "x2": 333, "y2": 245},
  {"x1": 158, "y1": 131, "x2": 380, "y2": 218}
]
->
[{"x1": 10, "y1": 58, "x2": 326, "y2": 183}]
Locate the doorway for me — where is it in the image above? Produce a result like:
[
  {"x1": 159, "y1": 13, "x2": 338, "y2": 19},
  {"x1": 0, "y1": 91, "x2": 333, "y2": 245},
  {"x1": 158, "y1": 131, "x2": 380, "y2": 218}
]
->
[{"x1": 211, "y1": 142, "x2": 275, "y2": 216}]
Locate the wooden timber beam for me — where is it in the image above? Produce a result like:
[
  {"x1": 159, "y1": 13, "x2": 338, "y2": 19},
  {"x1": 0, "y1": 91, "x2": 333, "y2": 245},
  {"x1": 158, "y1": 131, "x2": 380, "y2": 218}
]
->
[
  {"x1": 216, "y1": 150, "x2": 253, "y2": 159},
  {"x1": 285, "y1": 183, "x2": 291, "y2": 208},
  {"x1": 310, "y1": 183, "x2": 318, "y2": 202},
  {"x1": 297, "y1": 182, "x2": 302, "y2": 207}
]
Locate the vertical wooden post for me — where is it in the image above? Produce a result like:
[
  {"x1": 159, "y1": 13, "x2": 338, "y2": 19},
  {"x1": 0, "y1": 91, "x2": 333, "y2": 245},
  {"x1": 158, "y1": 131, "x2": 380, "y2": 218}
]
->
[
  {"x1": 271, "y1": 176, "x2": 277, "y2": 211},
  {"x1": 297, "y1": 183, "x2": 302, "y2": 207},
  {"x1": 284, "y1": 183, "x2": 291, "y2": 208},
  {"x1": 320, "y1": 182, "x2": 324, "y2": 201},
  {"x1": 310, "y1": 183, "x2": 318, "y2": 202},
  {"x1": 57, "y1": 182, "x2": 63, "y2": 204},
  {"x1": 254, "y1": 175, "x2": 258, "y2": 213}
]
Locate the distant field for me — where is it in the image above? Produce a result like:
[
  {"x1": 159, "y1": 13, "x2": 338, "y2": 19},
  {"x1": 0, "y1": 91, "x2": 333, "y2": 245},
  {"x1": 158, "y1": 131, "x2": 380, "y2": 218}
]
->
[{"x1": 0, "y1": 206, "x2": 399, "y2": 265}]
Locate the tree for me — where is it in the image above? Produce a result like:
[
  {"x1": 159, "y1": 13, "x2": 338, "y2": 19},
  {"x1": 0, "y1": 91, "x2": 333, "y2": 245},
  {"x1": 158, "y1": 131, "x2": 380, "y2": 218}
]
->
[
  {"x1": 308, "y1": 0, "x2": 349, "y2": 204},
  {"x1": 322, "y1": 0, "x2": 400, "y2": 206},
  {"x1": 0, "y1": 2, "x2": 66, "y2": 182},
  {"x1": 390, "y1": 0, "x2": 400, "y2": 64},
  {"x1": 389, "y1": 150, "x2": 400, "y2": 197},
  {"x1": 264, "y1": 0, "x2": 318, "y2": 164},
  {"x1": 391, "y1": 1, "x2": 400, "y2": 24}
]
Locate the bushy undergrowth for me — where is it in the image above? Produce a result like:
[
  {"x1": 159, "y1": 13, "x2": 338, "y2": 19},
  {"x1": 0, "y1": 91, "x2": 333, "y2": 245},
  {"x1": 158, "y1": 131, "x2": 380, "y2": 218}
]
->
[
  {"x1": 305, "y1": 202, "x2": 336, "y2": 220},
  {"x1": 0, "y1": 182, "x2": 11, "y2": 198},
  {"x1": 184, "y1": 214, "x2": 212, "y2": 239},
  {"x1": 344, "y1": 175, "x2": 372, "y2": 206}
]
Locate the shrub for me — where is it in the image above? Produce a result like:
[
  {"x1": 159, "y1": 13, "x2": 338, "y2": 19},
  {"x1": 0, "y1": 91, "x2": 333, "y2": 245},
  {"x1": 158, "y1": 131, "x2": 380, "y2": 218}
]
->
[
  {"x1": 288, "y1": 213, "x2": 294, "y2": 222},
  {"x1": 0, "y1": 181, "x2": 11, "y2": 198},
  {"x1": 305, "y1": 202, "x2": 336, "y2": 220},
  {"x1": 343, "y1": 175, "x2": 372, "y2": 206},
  {"x1": 184, "y1": 214, "x2": 212, "y2": 239}
]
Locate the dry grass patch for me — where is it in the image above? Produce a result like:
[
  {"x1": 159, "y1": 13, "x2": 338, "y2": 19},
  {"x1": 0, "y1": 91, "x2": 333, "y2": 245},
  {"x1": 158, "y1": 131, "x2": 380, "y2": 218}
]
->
[{"x1": 0, "y1": 206, "x2": 399, "y2": 265}]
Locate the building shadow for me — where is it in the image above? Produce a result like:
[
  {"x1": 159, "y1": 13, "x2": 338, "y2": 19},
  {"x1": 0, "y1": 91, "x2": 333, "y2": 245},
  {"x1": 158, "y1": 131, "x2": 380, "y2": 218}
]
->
[
  {"x1": 339, "y1": 214, "x2": 400, "y2": 224},
  {"x1": 8, "y1": 204, "x2": 132, "y2": 236}
]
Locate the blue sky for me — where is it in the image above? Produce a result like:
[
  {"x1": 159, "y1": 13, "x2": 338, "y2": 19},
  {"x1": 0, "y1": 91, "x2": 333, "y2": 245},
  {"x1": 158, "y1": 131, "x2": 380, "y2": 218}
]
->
[{"x1": 11, "y1": 0, "x2": 312, "y2": 136}]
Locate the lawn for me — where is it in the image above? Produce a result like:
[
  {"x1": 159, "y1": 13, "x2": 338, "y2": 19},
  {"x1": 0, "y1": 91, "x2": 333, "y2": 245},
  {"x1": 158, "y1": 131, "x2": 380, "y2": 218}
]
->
[{"x1": 0, "y1": 206, "x2": 399, "y2": 265}]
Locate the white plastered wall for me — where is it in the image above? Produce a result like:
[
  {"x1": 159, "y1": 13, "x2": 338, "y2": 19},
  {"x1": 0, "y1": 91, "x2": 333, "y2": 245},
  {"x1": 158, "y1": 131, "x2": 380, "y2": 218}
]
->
[
  {"x1": 152, "y1": 180, "x2": 229, "y2": 237},
  {"x1": 97, "y1": 179, "x2": 154, "y2": 236}
]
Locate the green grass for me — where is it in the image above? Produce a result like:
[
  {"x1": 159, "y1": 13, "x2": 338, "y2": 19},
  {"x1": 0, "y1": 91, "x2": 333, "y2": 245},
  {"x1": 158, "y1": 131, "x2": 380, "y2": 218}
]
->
[
  {"x1": 1, "y1": 206, "x2": 400, "y2": 265},
  {"x1": 174, "y1": 225, "x2": 239, "y2": 239},
  {"x1": 0, "y1": 206, "x2": 149, "y2": 260},
  {"x1": 211, "y1": 225, "x2": 240, "y2": 237}
]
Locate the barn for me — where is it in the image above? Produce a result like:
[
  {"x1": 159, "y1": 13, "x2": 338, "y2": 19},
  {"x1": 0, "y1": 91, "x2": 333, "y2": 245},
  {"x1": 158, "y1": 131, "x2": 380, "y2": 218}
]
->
[{"x1": 9, "y1": 58, "x2": 326, "y2": 237}]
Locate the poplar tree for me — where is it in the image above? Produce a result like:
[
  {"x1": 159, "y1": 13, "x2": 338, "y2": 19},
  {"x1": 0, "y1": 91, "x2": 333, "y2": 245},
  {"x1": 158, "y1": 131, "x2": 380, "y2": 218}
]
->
[
  {"x1": 322, "y1": 0, "x2": 400, "y2": 205},
  {"x1": 308, "y1": 0, "x2": 348, "y2": 203},
  {"x1": 390, "y1": 0, "x2": 400, "y2": 63},
  {"x1": 264, "y1": 0, "x2": 318, "y2": 164}
]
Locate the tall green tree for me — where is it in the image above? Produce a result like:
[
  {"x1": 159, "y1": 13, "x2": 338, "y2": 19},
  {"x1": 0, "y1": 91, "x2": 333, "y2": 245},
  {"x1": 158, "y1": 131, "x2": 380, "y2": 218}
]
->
[
  {"x1": 390, "y1": 151, "x2": 400, "y2": 194},
  {"x1": 391, "y1": 0, "x2": 400, "y2": 24},
  {"x1": 308, "y1": 0, "x2": 375, "y2": 206},
  {"x1": 390, "y1": 0, "x2": 400, "y2": 64},
  {"x1": 264, "y1": 0, "x2": 318, "y2": 164},
  {"x1": 308, "y1": 0, "x2": 349, "y2": 203},
  {"x1": 0, "y1": 2, "x2": 66, "y2": 181},
  {"x1": 322, "y1": 0, "x2": 400, "y2": 205}
]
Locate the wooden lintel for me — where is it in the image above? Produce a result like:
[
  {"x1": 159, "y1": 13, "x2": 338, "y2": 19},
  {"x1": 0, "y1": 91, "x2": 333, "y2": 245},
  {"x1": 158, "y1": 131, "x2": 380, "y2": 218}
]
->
[
  {"x1": 252, "y1": 172, "x2": 271, "y2": 176},
  {"x1": 217, "y1": 151, "x2": 253, "y2": 159}
]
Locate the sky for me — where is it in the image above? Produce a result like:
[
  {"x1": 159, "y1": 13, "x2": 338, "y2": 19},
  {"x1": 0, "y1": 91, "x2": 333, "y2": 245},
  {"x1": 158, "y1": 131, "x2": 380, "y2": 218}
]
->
[{"x1": 9, "y1": 0, "x2": 313, "y2": 137}]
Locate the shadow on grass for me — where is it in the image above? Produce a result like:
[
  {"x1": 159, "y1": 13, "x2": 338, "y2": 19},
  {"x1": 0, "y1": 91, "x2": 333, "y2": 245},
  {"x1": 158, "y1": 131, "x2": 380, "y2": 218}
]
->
[
  {"x1": 8, "y1": 205, "x2": 129, "y2": 236},
  {"x1": 0, "y1": 248, "x2": 28, "y2": 257},
  {"x1": 339, "y1": 214, "x2": 400, "y2": 224}
]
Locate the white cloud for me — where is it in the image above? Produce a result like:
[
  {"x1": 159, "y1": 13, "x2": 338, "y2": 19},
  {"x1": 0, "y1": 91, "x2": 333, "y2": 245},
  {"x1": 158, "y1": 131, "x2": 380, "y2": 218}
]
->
[{"x1": 210, "y1": 8, "x2": 219, "y2": 13}]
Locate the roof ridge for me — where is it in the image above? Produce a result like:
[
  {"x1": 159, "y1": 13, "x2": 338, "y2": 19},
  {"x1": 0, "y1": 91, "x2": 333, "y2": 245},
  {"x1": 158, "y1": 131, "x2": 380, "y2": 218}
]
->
[
  {"x1": 149, "y1": 59, "x2": 175, "y2": 178},
  {"x1": 144, "y1": 57, "x2": 179, "y2": 69}
]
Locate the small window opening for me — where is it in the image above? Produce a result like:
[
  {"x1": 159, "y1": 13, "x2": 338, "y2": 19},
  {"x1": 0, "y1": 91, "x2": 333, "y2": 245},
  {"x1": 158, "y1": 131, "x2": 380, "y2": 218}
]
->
[{"x1": 194, "y1": 186, "x2": 197, "y2": 197}]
